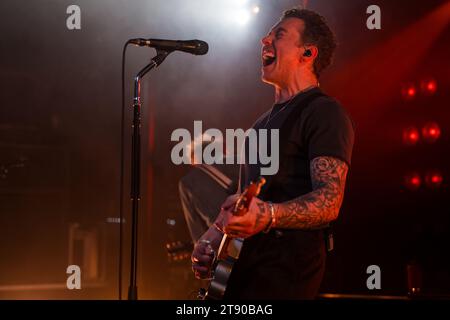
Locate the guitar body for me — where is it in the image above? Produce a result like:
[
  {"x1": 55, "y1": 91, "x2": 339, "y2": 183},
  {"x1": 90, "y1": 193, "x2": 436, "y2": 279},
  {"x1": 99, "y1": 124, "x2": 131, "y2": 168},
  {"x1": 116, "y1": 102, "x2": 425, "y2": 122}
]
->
[
  {"x1": 204, "y1": 236, "x2": 243, "y2": 299},
  {"x1": 202, "y1": 177, "x2": 265, "y2": 300}
]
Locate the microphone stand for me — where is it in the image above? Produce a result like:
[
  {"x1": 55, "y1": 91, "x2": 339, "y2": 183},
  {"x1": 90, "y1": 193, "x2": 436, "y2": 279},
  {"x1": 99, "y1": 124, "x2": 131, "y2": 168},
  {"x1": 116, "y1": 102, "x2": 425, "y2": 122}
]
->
[{"x1": 128, "y1": 49, "x2": 170, "y2": 300}]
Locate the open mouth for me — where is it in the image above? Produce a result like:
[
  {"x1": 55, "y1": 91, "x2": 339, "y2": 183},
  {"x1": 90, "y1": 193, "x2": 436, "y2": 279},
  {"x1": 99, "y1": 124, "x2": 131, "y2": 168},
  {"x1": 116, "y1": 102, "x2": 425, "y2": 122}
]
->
[{"x1": 262, "y1": 50, "x2": 276, "y2": 67}]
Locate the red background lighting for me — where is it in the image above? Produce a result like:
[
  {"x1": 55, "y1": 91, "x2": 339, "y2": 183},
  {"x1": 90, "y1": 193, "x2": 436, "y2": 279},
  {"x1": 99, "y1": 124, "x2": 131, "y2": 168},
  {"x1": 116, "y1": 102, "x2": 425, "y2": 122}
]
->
[
  {"x1": 403, "y1": 127, "x2": 420, "y2": 145},
  {"x1": 425, "y1": 171, "x2": 443, "y2": 189},
  {"x1": 404, "y1": 172, "x2": 422, "y2": 190},
  {"x1": 420, "y1": 78, "x2": 438, "y2": 95},
  {"x1": 422, "y1": 122, "x2": 441, "y2": 143},
  {"x1": 401, "y1": 83, "x2": 417, "y2": 100}
]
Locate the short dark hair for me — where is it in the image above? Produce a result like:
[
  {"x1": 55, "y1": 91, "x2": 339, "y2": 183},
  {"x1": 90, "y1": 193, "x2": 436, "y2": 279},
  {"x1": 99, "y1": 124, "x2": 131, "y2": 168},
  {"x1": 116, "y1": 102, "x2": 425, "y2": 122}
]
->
[{"x1": 282, "y1": 8, "x2": 336, "y2": 77}]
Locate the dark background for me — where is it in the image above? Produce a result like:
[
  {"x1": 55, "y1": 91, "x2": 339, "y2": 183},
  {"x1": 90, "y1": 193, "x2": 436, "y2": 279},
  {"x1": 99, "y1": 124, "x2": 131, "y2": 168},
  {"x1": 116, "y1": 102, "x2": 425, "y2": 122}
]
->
[{"x1": 0, "y1": 0, "x2": 449, "y2": 299}]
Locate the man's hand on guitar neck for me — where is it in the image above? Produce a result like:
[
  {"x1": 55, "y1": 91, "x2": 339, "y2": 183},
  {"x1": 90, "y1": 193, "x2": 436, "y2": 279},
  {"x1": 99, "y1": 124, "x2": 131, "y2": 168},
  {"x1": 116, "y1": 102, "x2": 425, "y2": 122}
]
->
[{"x1": 217, "y1": 194, "x2": 272, "y2": 239}]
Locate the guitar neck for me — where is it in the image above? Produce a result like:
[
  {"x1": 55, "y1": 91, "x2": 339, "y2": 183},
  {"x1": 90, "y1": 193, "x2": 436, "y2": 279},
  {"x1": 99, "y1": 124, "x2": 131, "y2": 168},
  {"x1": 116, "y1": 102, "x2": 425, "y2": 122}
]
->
[{"x1": 232, "y1": 177, "x2": 266, "y2": 216}]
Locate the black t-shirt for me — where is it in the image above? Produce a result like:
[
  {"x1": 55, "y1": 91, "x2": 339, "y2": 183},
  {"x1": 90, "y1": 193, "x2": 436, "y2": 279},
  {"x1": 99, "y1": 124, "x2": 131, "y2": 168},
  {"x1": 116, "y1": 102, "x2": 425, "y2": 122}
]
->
[
  {"x1": 226, "y1": 88, "x2": 355, "y2": 299},
  {"x1": 243, "y1": 87, "x2": 355, "y2": 203}
]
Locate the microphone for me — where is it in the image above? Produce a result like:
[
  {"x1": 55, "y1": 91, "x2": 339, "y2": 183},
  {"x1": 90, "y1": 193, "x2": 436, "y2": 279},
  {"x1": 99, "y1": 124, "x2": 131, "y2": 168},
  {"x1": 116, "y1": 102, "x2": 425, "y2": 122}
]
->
[{"x1": 130, "y1": 38, "x2": 209, "y2": 55}]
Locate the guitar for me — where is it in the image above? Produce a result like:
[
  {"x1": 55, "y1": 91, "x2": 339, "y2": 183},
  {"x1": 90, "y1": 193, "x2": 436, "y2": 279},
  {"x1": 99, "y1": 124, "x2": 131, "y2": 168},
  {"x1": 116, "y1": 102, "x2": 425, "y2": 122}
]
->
[{"x1": 199, "y1": 177, "x2": 266, "y2": 300}]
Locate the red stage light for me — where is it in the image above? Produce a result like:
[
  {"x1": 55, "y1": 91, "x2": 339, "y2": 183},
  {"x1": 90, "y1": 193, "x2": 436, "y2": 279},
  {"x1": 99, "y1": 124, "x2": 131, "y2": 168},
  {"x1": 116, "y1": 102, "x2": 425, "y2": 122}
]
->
[
  {"x1": 421, "y1": 122, "x2": 441, "y2": 143},
  {"x1": 404, "y1": 172, "x2": 422, "y2": 190},
  {"x1": 432, "y1": 175, "x2": 441, "y2": 183},
  {"x1": 425, "y1": 170, "x2": 443, "y2": 189},
  {"x1": 420, "y1": 78, "x2": 437, "y2": 95},
  {"x1": 403, "y1": 127, "x2": 420, "y2": 145},
  {"x1": 401, "y1": 83, "x2": 417, "y2": 100},
  {"x1": 425, "y1": 170, "x2": 444, "y2": 189}
]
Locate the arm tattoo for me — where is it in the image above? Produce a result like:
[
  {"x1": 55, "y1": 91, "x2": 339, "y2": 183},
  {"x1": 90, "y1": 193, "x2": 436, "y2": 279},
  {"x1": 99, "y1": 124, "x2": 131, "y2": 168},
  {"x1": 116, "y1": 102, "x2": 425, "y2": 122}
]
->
[{"x1": 274, "y1": 156, "x2": 349, "y2": 229}]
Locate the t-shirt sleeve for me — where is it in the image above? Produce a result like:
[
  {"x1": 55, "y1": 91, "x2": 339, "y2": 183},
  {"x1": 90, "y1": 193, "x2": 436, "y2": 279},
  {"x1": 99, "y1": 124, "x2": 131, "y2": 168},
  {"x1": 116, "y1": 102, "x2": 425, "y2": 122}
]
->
[{"x1": 302, "y1": 98, "x2": 355, "y2": 166}]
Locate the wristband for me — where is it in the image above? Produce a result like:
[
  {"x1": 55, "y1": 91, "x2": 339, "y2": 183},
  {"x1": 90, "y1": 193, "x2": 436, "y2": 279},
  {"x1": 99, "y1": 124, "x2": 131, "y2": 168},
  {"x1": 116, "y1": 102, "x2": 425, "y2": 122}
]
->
[{"x1": 263, "y1": 202, "x2": 276, "y2": 233}]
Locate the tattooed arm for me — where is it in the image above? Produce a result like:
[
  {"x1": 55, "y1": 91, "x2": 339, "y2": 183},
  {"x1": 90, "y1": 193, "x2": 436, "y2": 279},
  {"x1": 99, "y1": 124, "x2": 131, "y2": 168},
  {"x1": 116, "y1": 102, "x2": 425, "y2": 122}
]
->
[
  {"x1": 219, "y1": 156, "x2": 348, "y2": 238},
  {"x1": 273, "y1": 156, "x2": 349, "y2": 229}
]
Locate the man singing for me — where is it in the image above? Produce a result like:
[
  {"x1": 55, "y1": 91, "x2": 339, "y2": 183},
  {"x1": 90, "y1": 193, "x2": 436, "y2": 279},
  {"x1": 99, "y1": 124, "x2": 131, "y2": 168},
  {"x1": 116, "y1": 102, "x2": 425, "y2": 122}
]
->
[{"x1": 191, "y1": 8, "x2": 355, "y2": 299}]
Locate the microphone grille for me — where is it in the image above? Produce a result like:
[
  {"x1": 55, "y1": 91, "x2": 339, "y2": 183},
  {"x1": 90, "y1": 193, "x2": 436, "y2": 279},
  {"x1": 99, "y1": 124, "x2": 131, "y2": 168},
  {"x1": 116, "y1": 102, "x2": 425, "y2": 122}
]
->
[{"x1": 195, "y1": 40, "x2": 209, "y2": 55}]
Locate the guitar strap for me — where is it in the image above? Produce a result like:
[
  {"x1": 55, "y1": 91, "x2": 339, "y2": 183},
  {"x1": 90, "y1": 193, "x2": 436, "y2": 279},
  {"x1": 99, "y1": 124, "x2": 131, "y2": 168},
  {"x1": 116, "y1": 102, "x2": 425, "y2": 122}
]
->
[{"x1": 236, "y1": 109, "x2": 271, "y2": 194}]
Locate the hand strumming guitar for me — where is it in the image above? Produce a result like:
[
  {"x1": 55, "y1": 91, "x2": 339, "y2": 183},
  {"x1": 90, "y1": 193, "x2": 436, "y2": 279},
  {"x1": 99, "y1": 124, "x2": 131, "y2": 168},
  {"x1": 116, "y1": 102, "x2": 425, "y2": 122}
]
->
[
  {"x1": 190, "y1": 195, "x2": 236, "y2": 280},
  {"x1": 191, "y1": 193, "x2": 272, "y2": 279}
]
